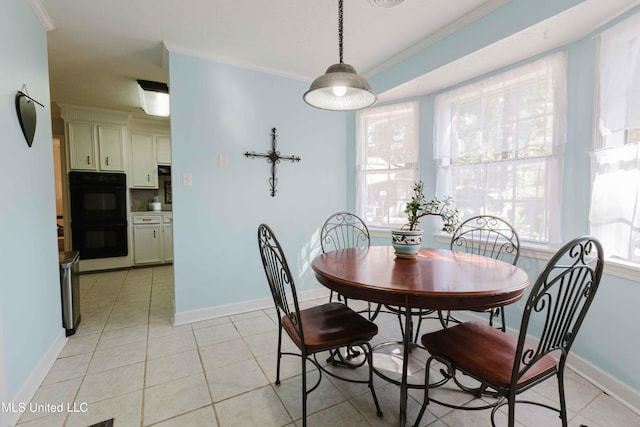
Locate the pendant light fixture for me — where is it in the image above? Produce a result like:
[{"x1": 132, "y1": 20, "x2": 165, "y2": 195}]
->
[{"x1": 304, "y1": 0, "x2": 377, "y2": 111}]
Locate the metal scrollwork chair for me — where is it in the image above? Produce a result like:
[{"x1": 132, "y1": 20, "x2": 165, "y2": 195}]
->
[
  {"x1": 257, "y1": 224, "x2": 383, "y2": 426},
  {"x1": 439, "y1": 215, "x2": 521, "y2": 332},
  {"x1": 413, "y1": 236, "x2": 604, "y2": 427},
  {"x1": 320, "y1": 212, "x2": 383, "y2": 318}
]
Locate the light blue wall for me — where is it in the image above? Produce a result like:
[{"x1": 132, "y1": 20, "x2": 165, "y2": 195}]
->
[
  {"x1": 364, "y1": 2, "x2": 640, "y2": 394},
  {"x1": 168, "y1": 53, "x2": 348, "y2": 313},
  {"x1": 0, "y1": 1, "x2": 62, "y2": 400}
]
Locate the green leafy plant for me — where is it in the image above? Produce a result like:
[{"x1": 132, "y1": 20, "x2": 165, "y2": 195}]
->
[{"x1": 404, "y1": 181, "x2": 460, "y2": 232}]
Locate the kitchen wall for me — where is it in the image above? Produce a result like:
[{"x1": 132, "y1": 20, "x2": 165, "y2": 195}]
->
[
  {"x1": 0, "y1": 0, "x2": 65, "y2": 421},
  {"x1": 168, "y1": 52, "x2": 348, "y2": 320}
]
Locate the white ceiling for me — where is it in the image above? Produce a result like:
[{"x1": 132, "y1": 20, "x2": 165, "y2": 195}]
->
[{"x1": 36, "y1": 0, "x2": 639, "y2": 118}]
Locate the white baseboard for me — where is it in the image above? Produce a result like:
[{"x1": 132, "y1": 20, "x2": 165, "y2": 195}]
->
[
  {"x1": 567, "y1": 352, "x2": 640, "y2": 415},
  {"x1": 454, "y1": 311, "x2": 640, "y2": 415},
  {"x1": 173, "y1": 288, "x2": 330, "y2": 326},
  {"x1": 6, "y1": 329, "x2": 67, "y2": 427}
]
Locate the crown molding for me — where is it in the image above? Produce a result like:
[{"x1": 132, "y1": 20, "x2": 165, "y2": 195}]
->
[{"x1": 27, "y1": 0, "x2": 56, "y2": 31}]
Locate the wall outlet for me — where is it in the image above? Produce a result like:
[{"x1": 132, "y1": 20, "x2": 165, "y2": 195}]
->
[{"x1": 182, "y1": 172, "x2": 192, "y2": 186}]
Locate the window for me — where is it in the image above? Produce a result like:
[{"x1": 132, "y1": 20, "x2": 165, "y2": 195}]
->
[
  {"x1": 590, "y1": 12, "x2": 640, "y2": 263},
  {"x1": 434, "y1": 52, "x2": 567, "y2": 243},
  {"x1": 356, "y1": 101, "x2": 419, "y2": 228}
]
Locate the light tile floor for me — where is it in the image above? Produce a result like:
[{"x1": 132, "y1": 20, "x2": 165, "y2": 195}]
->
[{"x1": 15, "y1": 266, "x2": 640, "y2": 426}]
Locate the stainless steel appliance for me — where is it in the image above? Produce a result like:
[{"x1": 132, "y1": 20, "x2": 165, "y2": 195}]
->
[
  {"x1": 59, "y1": 251, "x2": 80, "y2": 336},
  {"x1": 69, "y1": 172, "x2": 128, "y2": 259}
]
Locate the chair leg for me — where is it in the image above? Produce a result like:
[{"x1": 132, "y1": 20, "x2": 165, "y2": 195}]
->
[
  {"x1": 557, "y1": 368, "x2": 569, "y2": 427},
  {"x1": 365, "y1": 343, "x2": 383, "y2": 417},
  {"x1": 368, "y1": 303, "x2": 382, "y2": 321},
  {"x1": 275, "y1": 325, "x2": 283, "y2": 385},
  {"x1": 499, "y1": 307, "x2": 506, "y2": 332},
  {"x1": 487, "y1": 307, "x2": 507, "y2": 331},
  {"x1": 413, "y1": 356, "x2": 433, "y2": 427},
  {"x1": 507, "y1": 392, "x2": 516, "y2": 427},
  {"x1": 397, "y1": 312, "x2": 405, "y2": 338},
  {"x1": 437, "y1": 310, "x2": 449, "y2": 329},
  {"x1": 414, "y1": 314, "x2": 423, "y2": 343},
  {"x1": 301, "y1": 353, "x2": 308, "y2": 427}
]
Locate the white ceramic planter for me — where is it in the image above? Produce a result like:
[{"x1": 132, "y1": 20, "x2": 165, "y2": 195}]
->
[{"x1": 391, "y1": 229, "x2": 423, "y2": 258}]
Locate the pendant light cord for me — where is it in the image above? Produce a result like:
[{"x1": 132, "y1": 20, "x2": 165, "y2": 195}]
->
[{"x1": 338, "y1": 0, "x2": 344, "y2": 64}]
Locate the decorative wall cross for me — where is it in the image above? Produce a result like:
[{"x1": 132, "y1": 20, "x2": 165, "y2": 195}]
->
[{"x1": 244, "y1": 128, "x2": 301, "y2": 197}]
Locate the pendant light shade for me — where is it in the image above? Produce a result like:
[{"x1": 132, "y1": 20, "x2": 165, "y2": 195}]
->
[{"x1": 304, "y1": 0, "x2": 377, "y2": 111}]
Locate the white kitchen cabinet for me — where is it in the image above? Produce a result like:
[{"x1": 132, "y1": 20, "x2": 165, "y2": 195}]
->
[
  {"x1": 98, "y1": 125, "x2": 125, "y2": 171},
  {"x1": 132, "y1": 213, "x2": 173, "y2": 265},
  {"x1": 130, "y1": 133, "x2": 158, "y2": 188},
  {"x1": 162, "y1": 214, "x2": 173, "y2": 262},
  {"x1": 68, "y1": 122, "x2": 125, "y2": 171},
  {"x1": 133, "y1": 215, "x2": 163, "y2": 264},
  {"x1": 156, "y1": 135, "x2": 171, "y2": 165},
  {"x1": 68, "y1": 122, "x2": 96, "y2": 170}
]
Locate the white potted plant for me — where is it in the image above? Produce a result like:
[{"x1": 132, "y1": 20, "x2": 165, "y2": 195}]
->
[{"x1": 391, "y1": 181, "x2": 460, "y2": 258}]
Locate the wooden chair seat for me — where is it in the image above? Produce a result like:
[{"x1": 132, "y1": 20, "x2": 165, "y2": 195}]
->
[
  {"x1": 283, "y1": 302, "x2": 378, "y2": 352},
  {"x1": 422, "y1": 321, "x2": 557, "y2": 389}
]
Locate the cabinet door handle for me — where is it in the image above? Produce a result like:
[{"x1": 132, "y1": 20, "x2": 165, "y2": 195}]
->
[
  {"x1": 106, "y1": 157, "x2": 109, "y2": 166},
  {"x1": 147, "y1": 174, "x2": 150, "y2": 182},
  {"x1": 153, "y1": 230, "x2": 156, "y2": 238},
  {"x1": 86, "y1": 155, "x2": 90, "y2": 164}
]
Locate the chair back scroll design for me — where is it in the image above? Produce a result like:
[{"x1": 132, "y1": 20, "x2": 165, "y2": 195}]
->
[
  {"x1": 320, "y1": 211, "x2": 370, "y2": 253},
  {"x1": 442, "y1": 215, "x2": 520, "y2": 331},
  {"x1": 257, "y1": 224, "x2": 304, "y2": 347},
  {"x1": 413, "y1": 236, "x2": 605, "y2": 427},
  {"x1": 450, "y1": 215, "x2": 520, "y2": 265},
  {"x1": 320, "y1": 212, "x2": 382, "y2": 321},
  {"x1": 512, "y1": 236, "x2": 604, "y2": 386}
]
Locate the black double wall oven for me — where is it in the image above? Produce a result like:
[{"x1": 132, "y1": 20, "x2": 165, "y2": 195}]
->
[{"x1": 69, "y1": 171, "x2": 128, "y2": 259}]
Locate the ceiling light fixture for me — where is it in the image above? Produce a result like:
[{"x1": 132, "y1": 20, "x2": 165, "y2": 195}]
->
[
  {"x1": 303, "y1": 0, "x2": 377, "y2": 111},
  {"x1": 137, "y1": 80, "x2": 170, "y2": 117}
]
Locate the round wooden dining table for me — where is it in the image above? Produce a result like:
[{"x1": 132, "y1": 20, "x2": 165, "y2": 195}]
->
[{"x1": 311, "y1": 245, "x2": 530, "y2": 426}]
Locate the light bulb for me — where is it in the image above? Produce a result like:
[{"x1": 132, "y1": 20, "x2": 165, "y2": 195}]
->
[{"x1": 332, "y1": 86, "x2": 347, "y2": 97}]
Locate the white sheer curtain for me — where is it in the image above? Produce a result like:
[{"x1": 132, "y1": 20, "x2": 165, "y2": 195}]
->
[
  {"x1": 590, "y1": 145, "x2": 640, "y2": 262},
  {"x1": 590, "y1": 11, "x2": 640, "y2": 263},
  {"x1": 599, "y1": 11, "x2": 640, "y2": 134},
  {"x1": 434, "y1": 52, "x2": 567, "y2": 244},
  {"x1": 356, "y1": 102, "x2": 419, "y2": 228}
]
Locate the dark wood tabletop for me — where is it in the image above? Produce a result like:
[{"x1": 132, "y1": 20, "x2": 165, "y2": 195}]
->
[
  {"x1": 311, "y1": 246, "x2": 530, "y2": 311},
  {"x1": 312, "y1": 245, "x2": 530, "y2": 426}
]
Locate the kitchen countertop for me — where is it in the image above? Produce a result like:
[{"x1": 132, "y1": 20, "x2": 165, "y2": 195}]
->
[
  {"x1": 131, "y1": 211, "x2": 172, "y2": 214},
  {"x1": 131, "y1": 211, "x2": 173, "y2": 215}
]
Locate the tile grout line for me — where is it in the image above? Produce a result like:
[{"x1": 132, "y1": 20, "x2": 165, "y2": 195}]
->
[
  {"x1": 68, "y1": 270, "x2": 126, "y2": 426},
  {"x1": 139, "y1": 267, "x2": 153, "y2": 427},
  {"x1": 192, "y1": 306, "x2": 222, "y2": 427}
]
